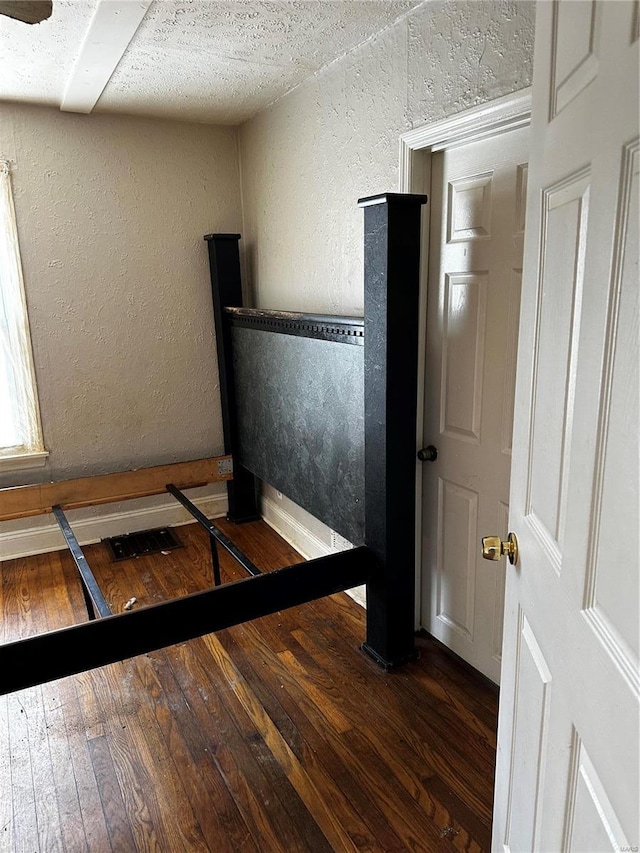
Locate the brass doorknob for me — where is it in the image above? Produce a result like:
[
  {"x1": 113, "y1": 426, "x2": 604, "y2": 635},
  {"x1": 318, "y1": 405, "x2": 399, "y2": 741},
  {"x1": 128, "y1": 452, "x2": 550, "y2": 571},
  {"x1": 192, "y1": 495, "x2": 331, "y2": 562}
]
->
[{"x1": 482, "y1": 532, "x2": 518, "y2": 565}]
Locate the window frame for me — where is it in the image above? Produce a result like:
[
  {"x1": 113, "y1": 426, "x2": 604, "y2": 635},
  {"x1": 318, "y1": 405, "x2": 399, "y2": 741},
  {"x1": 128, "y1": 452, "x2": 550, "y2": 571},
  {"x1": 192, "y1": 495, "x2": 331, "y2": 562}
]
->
[{"x1": 0, "y1": 158, "x2": 47, "y2": 472}]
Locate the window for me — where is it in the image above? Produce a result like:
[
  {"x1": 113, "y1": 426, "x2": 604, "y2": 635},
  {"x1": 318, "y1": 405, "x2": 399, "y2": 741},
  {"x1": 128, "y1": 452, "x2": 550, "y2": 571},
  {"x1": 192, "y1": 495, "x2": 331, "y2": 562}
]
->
[{"x1": 0, "y1": 159, "x2": 47, "y2": 471}]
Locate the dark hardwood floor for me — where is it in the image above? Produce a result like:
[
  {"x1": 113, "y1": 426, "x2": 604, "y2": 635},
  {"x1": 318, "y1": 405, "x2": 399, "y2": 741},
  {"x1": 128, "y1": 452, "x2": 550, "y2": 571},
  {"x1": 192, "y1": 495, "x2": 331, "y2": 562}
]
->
[{"x1": 0, "y1": 519, "x2": 498, "y2": 852}]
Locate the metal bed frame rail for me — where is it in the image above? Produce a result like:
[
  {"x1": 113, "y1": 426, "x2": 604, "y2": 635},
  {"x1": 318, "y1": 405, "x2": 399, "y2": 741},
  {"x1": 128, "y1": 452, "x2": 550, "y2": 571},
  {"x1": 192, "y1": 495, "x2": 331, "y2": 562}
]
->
[
  {"x1": 0, "y1": 191, "x2": 427, "y2": 697},
  {"x1": 0, "y1": 456, "x2": 373, "y2": 695},
  {"x1": 52, "y1": 505, "x2": 112, "y2": 619}
]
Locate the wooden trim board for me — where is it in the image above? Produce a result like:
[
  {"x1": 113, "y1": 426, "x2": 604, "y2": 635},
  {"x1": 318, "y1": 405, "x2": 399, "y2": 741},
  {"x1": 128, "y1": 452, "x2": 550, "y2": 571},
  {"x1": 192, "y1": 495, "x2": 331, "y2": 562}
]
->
[{"x1": 0, "y1": 455, "x2": 233, "y2": 522}]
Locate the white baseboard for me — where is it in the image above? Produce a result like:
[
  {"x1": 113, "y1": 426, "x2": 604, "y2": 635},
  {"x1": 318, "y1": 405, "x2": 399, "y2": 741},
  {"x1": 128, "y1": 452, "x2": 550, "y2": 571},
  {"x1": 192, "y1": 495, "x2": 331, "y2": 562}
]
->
[
  {"x1": 2, "y1": 491, "x2": 367, "y2": 610},
  {"x1": 261, "y1": 494, "x2": 366, "y2": 609},
  {"x1": 261, "y1": 494, "x2": 332, "y2": 560},
  {"x1": 0, "y1": 493, "x2": 228, "y2": 561}
]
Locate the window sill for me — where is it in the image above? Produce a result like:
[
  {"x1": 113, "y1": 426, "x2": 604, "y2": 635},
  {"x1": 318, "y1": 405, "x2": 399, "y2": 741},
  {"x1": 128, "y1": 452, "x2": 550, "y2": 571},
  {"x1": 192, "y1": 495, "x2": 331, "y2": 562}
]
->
[{"x1": 0, "y1": 450, "x2": 49, "y2": 473}]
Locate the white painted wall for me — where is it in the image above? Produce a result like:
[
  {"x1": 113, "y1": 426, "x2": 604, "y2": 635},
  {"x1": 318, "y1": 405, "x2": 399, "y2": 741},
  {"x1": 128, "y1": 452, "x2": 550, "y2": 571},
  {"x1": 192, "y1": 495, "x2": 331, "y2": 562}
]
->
[
  {"x1": 0, "y1": 103, "x2": 241, "y2": 489},
  {"x1": 239, "y1": 0, "x2": 536, "y2": 573},
  {"x1": 0, "y1": 104, "x2": 241, "y2": 553}
]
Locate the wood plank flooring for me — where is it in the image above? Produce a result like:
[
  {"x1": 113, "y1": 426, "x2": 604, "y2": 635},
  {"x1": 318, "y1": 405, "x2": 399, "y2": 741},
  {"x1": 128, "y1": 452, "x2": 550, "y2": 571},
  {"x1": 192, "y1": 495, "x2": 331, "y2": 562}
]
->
[{"x1": 0, "y1": 519, "x2": 498, "y2": 852}]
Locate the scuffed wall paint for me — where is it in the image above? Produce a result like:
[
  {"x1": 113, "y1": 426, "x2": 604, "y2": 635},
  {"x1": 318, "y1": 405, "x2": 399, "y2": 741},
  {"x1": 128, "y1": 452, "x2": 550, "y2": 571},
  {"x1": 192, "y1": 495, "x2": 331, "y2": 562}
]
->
[
  {"x1": 0, "y1": 104, "x2": 242, "y2": 489},
  {"x1": 240, "y1": 0, "x2": 535, "y2": 314}
]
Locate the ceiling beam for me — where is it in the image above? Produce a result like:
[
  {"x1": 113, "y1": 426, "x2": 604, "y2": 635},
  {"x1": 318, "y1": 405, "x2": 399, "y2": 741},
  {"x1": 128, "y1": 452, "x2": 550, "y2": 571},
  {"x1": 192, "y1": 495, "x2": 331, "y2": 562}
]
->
[{"x1": 60, "y1": 0, "x2": 152, "y2": 114}]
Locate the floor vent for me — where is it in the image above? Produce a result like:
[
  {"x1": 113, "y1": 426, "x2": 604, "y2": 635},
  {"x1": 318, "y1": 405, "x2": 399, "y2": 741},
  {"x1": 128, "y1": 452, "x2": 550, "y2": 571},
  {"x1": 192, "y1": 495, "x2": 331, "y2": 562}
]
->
[{"x1": 104, "y1": 528, "x2": 182, "y2": 561}]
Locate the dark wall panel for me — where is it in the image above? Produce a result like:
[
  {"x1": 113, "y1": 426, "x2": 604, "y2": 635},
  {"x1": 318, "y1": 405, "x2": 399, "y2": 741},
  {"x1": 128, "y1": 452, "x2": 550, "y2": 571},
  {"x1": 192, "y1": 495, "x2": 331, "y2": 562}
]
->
[{"x1": 232, "y1": 326, "x2": 364, "y2": 545}]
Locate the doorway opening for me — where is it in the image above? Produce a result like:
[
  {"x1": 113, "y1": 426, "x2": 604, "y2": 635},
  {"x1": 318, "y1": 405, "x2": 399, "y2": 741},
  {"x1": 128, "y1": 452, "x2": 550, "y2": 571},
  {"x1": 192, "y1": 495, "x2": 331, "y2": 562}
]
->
[{"x1": 400, "y1": 89, "x2": 532, "y2": 684}]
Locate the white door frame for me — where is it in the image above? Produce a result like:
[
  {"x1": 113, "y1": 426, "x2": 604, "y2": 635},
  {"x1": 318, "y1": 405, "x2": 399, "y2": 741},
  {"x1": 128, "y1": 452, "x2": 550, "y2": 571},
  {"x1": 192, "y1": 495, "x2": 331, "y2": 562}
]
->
[{"x1": 397, "y1": 87, "x2": 533, "y2": 628}]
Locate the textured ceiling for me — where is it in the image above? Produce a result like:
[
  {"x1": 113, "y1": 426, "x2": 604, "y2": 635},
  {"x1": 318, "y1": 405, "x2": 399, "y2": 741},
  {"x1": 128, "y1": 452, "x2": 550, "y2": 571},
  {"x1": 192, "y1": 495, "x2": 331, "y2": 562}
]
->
[
  {"x1": 0, "y1": 0, "x2": 421, "y2": 124},
  {"x1": 0, "y1": 1, "x2": 97, "y2": 109}
]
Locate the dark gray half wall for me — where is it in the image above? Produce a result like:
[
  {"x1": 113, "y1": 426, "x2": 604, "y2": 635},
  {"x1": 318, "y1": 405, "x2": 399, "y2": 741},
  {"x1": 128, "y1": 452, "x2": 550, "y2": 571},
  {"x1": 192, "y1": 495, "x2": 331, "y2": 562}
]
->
[{"x1": 232, "y1": 326, "x2": 364, "y2": 544}]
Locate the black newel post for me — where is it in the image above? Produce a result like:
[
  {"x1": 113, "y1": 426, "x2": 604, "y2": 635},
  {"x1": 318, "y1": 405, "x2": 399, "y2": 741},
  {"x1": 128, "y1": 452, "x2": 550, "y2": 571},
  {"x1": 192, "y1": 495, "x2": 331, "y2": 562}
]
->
[
  {"x1": 359, "y1": 193, "x2": 427, "y2": 669},
  {"x1": 204, "y1": 233, "x2": 260, "y2": 523}
]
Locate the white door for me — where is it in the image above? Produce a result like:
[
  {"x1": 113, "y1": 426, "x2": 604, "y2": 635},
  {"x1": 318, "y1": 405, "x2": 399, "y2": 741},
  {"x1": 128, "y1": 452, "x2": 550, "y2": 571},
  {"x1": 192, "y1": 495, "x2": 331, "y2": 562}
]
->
[
  {"x1": 421, "y1": 127, "x2": 529, "y2": 683},
  {"x1": 493, "y1": 1, "x2": 639, "y2": 850}
]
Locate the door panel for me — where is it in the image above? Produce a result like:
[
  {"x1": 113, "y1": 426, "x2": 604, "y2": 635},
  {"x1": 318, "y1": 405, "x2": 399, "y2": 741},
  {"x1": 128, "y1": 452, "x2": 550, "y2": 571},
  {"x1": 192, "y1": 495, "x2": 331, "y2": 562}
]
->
[
  {"x1": 441, "y1": 272, "x2": 487, "y2": 442},
  {"x1": 436, "y1": 477, "x2": 477, "y2": 640},
  {"x1": 527, "y1": 171, "x2": 590, "y2": 565},
  {"x1": 421, "y1": 126, "x2": 528, "y2": 683},
  {"x1": 564, "y1": 732, "x2": 630, "y2": 852},
  {"x1": 551, "y1": 0, "x2": 601, "y2": 117},
  {"x1": 447, "y1": 171, "x2": 493, "y2": 242},
  {"x1": 493, "y1": 2, "x2": 639, "y2": 849},
  {"x1": 583, "y1": 140, "x2": 639, "y2": 683},
  {"x1": 503, "y1": 610, "x2": 552, "y2": 853}
]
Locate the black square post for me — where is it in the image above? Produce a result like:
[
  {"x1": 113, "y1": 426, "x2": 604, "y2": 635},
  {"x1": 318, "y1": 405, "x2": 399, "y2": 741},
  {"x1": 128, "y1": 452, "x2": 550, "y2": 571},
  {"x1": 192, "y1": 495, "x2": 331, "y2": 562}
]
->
[
  {"x1": 358, "y1": 193, "x2": 427, "y2": 669},
  {"x1": 205, "y1": 234, "x2": 259, "y2": 523}
]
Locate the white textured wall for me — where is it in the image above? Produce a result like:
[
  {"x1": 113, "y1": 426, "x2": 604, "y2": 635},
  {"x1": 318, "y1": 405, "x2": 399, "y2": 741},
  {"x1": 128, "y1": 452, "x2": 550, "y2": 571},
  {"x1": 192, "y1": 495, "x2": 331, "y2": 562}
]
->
[
  {"x1": 240, "y1": 0, "x2": 535, "y2": 314},
  {"x1": 0, "y1": 104, "x2": 242, "y2": 489},
  {"x1": 239, "y1": 0, "x2": 535, "y2": 555}
]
